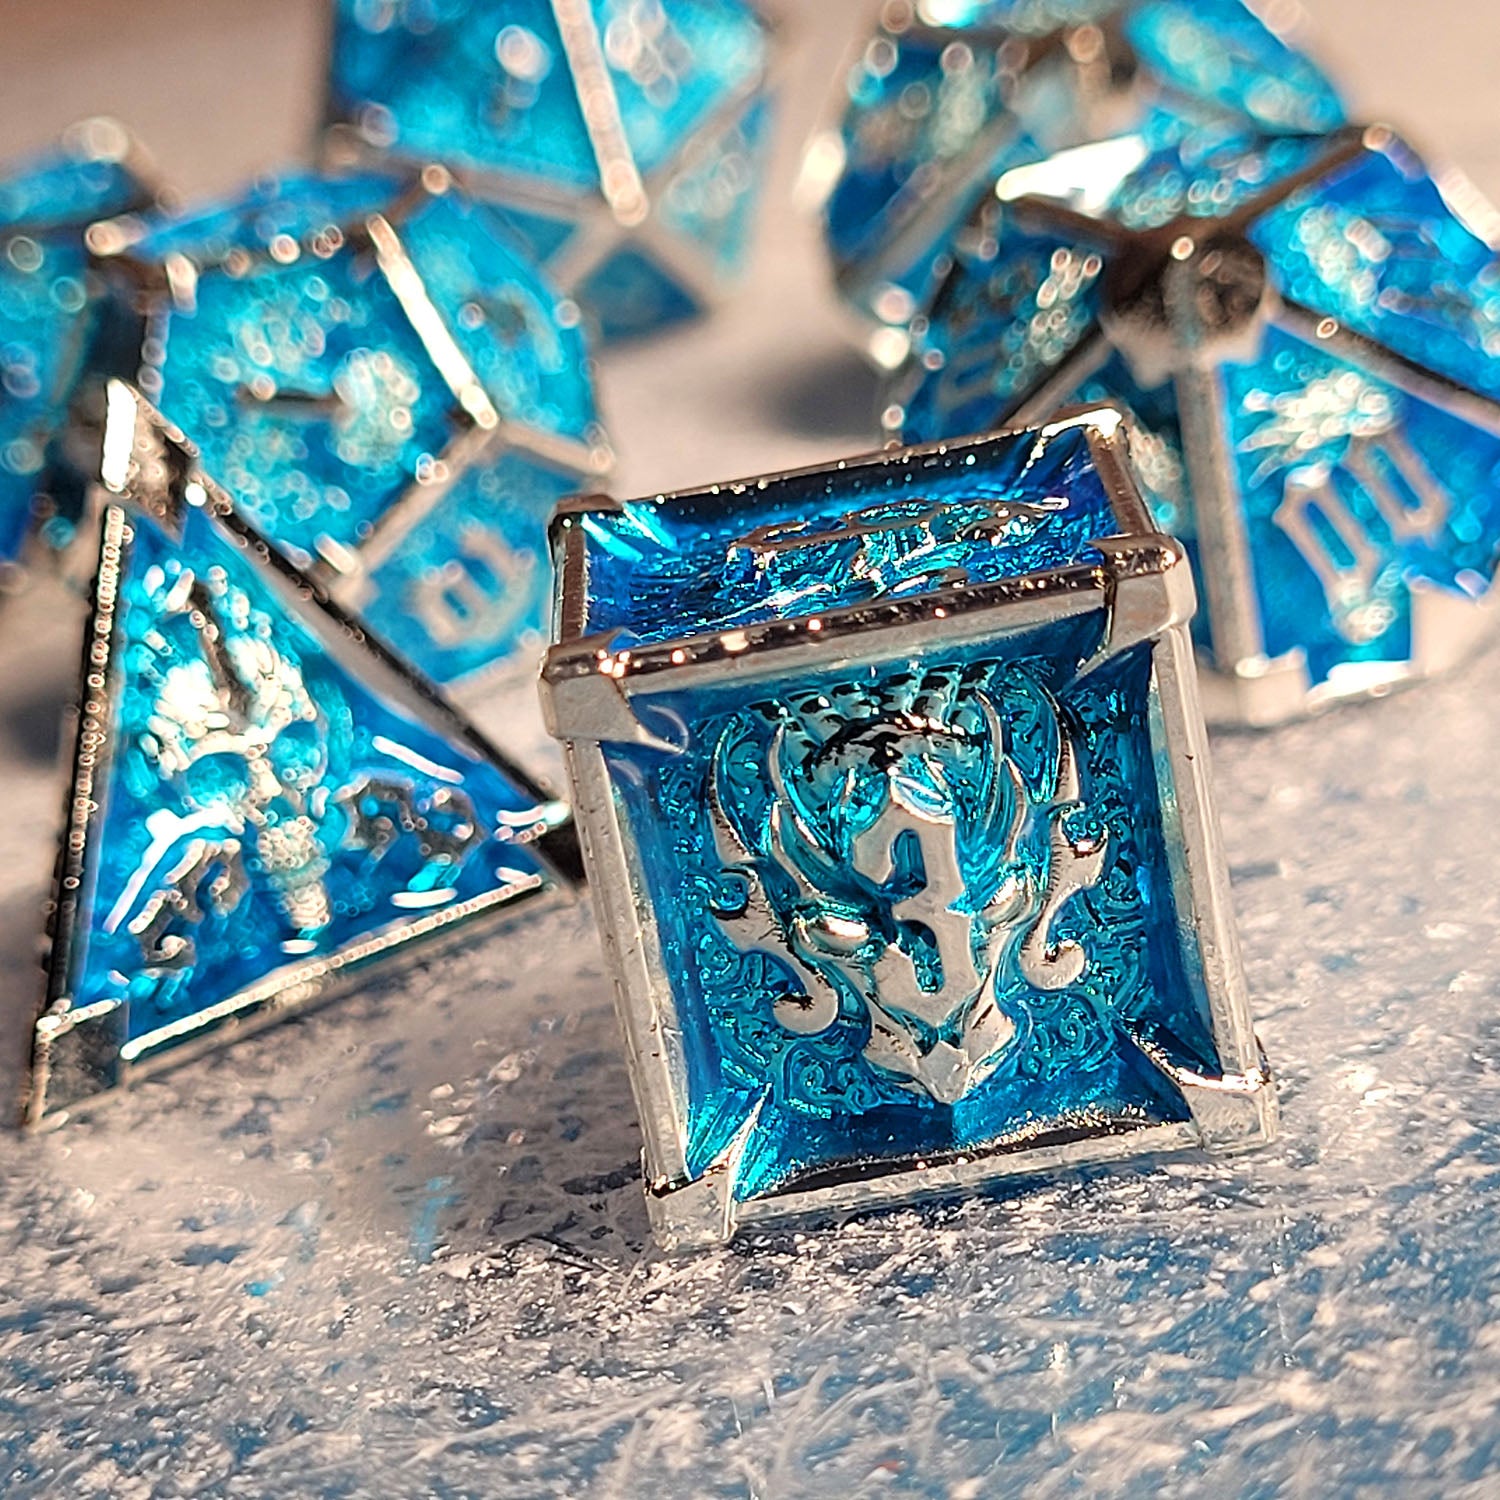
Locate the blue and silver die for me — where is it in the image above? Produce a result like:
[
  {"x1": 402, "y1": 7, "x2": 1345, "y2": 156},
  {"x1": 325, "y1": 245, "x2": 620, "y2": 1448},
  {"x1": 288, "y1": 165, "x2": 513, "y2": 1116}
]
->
[
  {"x1": 90, "y1": 166, "x2": 611, "y2": 690},
  {"x1": 29, "y1": 385, "x2": 581, "y2": 1120},
  {"x1": 890, "y1": 123, "x2": 1500, "y2": 723},
  {"x1": 542, "y1": 407, "x2": 1274, "y2": 1249},
  {"x1": 325, "y1": 0, "x2": 778, "y2": 339},
  {"x1": 806, "y1": 0, "x2": 1345, "y2": 368}
]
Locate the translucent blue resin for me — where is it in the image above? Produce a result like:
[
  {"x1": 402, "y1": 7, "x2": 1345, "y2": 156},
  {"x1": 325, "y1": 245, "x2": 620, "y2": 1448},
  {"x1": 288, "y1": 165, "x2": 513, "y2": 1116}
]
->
[
  {"x1": 0, "y1": 132, "x2": 149, "y2": 562},
  {"x1": 114, "y1": 172, "x2": 602, "y2": 685},
  {"x1": 328, "y1": 0, "x2": 774, "y2": 336},
  {"x1": 899, "y1": 123, "x2": 1500, "y2": 691},
  {"x1": 65, "y1": 500, "x2": 554, "y2": 1053},
  {"x1": 822, "y1": 0, "x2": 1344, "y2": 342},
  {"x1": 567, "y1": 423, "x2": 1227, "y2": 1200},
  {"x1": 579, "y1": 421, "x2": 1115, "y2": 647}
]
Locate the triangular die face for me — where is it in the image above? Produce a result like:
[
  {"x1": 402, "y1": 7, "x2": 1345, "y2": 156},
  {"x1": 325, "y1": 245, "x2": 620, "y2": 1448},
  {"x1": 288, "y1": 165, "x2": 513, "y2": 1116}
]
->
[
  {"x1": 152, "y1": 243, "x2": 458, "y2": 568},
  {"x1": 34, "y1": 433, "x2": 572, "y2": 1116},
  {"x1": 603, "y1": 0, "x2": 768, "y2": 179}
]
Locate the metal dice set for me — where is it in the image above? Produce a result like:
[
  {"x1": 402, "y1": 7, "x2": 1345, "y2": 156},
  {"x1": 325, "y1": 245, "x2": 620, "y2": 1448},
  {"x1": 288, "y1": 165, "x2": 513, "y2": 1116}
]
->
[
  {"x1": 1, "y1": 4, "x2": 776, "y2": 1127},
  {"x1": 5, "y1": 2, "x2": 1500, "y2": 1250}
]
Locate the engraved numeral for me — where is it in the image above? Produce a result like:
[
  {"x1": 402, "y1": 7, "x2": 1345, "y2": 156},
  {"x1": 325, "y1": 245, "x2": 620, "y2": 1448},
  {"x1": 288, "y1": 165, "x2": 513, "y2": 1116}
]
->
[
  {"x1": 410, "y1": 528, "x2": 535, "y2": 649},
  {"x1": 1273, "y1": 427, "x2": 1450, "y2": 643}
]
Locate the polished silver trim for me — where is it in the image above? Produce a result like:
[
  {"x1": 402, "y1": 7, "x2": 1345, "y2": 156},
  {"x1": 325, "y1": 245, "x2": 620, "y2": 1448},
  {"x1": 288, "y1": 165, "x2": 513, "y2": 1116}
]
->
[
  {"x1": 90, "y1": 171, "x2": 613, "y2": 695},
  {"x1": 319, "y1": 3, "x2": 783, "y2": 320}
]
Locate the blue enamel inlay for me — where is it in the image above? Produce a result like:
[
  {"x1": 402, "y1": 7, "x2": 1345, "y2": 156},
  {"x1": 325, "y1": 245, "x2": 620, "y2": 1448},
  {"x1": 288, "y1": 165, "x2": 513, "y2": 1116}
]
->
[
  {"x1": 67, "y1": 500, "x2": 553, "y2": 1050},
  {"x1": 360, "y1": 452, "x2": 579, "y2": 685},
  {"x1": 898, "y1": 226, "x2": 1105, "y2": 442},
  {"x1": 114, "y1": 173, "x2": 602, "y2": 685},
  {"x1": 1122, "y1": 0, "x2": 1345, "y2": 139},
  {"x1": 822, "y1": 0, "x2": 1345, "y2": 339},
  {"x1": 150, "y1": 244, "x2": 455, "y2": 560},
  {"x1": 1251, "y1": 134, "x2": 1500, "y2": 404},
  {"x1": 0, "y1": 129, "x2": 150, "y2": 563},
  {"x1": 605, "y1": 619, "x2": 1214, "y2": 1200},
  {"x1": 123, "y1": 170, "x2": 403, "y2": 266},
  {"x1": 328, "y1": 0, "x2": 774, "y2": 335},
  {"x1": 900, "y1": 123, "x2": 1500, "y2": 691},
  {"x1": 575, "y1": 421, "x2": 1117, "y2": 647}
]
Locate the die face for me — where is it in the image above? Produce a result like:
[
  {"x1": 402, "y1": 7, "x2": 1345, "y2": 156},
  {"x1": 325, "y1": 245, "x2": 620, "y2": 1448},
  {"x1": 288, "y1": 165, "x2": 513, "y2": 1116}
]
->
[
  {"x1": 33, "y1": 390, "x2": 577, "y2": 1119},
  {"x1": 602, "y1": 620, "x2": 1219, "y2": 1205},
  {"x1": 818, "y1": 0, "x2": 1344, "y2": 358},
  {"x1": 106, "y1": 172, "x2": 606, "y2": 687},
  {"x1": 894, "y1": 124, "x2": 1500, "y2": 718},
  {"x1": 355, "y1": 450, "x2": 578, "y2": 685},
  {"x1": 546, "y1": 416, "x2": 1272, "y2": 1243},
  {"x1": 575, "y1": 418, "x2": 1121, "y2": 648},
  {"x1": 0, "y1": 235, "x2": 90, "y2": 561},
  {"x1": 1216, "y1": 324, "x2": 1500, "y2": 684},
  {"x1": 327, "y1": 0, "x2": 775, "y2": 337},
  {"x1": 0, "y1": 124, "x2": 154, "y2": 565},
  {"x1": 148, "y1": 241, "x2": 458, "y2": 559},
  {"x1": 1249, "y1": 137, "x2": 1500, "y2": 403}
]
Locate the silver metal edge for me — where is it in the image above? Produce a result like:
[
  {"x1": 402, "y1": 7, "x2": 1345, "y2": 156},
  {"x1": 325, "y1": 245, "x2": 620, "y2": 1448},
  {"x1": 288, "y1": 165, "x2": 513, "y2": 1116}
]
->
[
  {"x1": 1173, "y1": 361, "x2": 1268, "y2": 672},
  {"x1": 26, "y1": 501, "x2": 133, "y2": 1124},
  {"x1": 37, "y1": 877, "x2": 566, "y2": 1124},
  {"x1": 562, "y1": 739, "x2": 690, "y2": 1184},
  {"x1": 552, "y1": 407, "x2": 1272, "y2": 1245},
  {"x1": 722, "y1": 1121, "x2": 1203, "y2": 1243},
  {"x1": 1276, "y1": 299, "x2": 1500, "y2": 440},
  {"x1": 1146, "y1": 621, "x2": 1278, "y2": 1147}
]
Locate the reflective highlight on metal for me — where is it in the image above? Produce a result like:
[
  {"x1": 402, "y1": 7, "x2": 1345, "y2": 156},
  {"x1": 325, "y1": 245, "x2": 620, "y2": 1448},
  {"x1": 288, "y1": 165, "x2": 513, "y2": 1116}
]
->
[
  {"x1": 91, "y1": 167, "x2": 611, "y2": 688},
  {"x1": 324, "y1": 0, "x2": 778, "y2": 338},
  {"x1": 890, "y1": 124, "x2": 1500, "y2": 724},
  {"x1": 802, "y1": 0, "x2": 1345, "y2": 369},
  {"x1": 28, "y1": 385, "x2": 582, "y2": 1122},
  {"x1": 0, "y1": 118, "x2": 157, "y2": 573},
  {"x1": 542, "y1": 408, "x2": 1274, "y2": 1250}
]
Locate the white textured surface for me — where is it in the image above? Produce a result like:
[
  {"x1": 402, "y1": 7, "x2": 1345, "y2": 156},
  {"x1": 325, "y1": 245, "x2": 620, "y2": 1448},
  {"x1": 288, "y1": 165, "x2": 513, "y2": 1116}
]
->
[{"x1": 3, "y1": 3, "x2": 1500, "y2": 1495}]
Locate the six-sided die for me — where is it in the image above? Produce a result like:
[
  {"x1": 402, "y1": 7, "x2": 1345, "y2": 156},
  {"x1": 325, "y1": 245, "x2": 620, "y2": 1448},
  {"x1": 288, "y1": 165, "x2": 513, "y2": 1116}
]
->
[{"x1": 542, "y1": 407, "x2": 1275, "y2": 1250}]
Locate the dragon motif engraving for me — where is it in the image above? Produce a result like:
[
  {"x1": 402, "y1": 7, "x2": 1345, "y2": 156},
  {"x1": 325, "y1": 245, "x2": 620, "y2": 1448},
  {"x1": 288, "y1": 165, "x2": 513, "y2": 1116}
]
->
[{"x1": 708, "y1": 674, "x2": 1107, "y2": 1106}]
